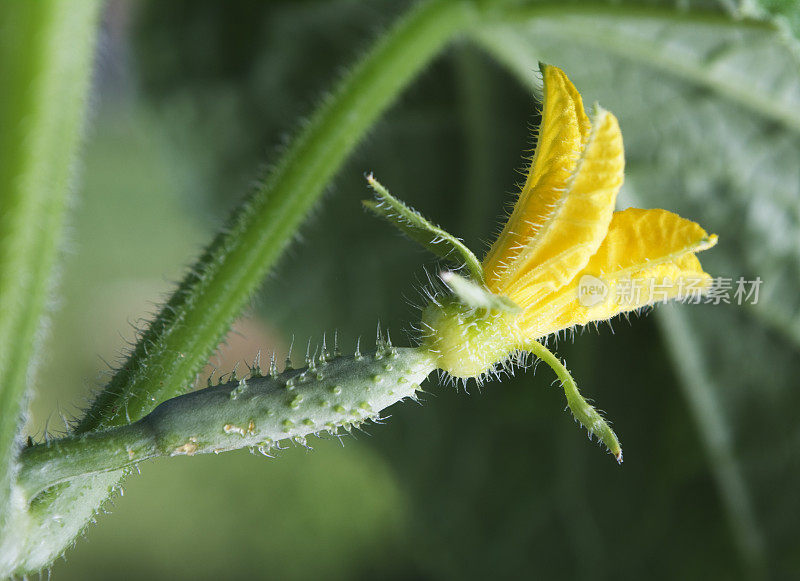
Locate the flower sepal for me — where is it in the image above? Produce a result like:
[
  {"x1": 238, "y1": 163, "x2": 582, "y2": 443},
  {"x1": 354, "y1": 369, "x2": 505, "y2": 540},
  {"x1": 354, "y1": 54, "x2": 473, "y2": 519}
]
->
[
  {"x1": 440, "y1": 271, "x2": 520, "y2": 314},
  {"x1": 364, "y1": 174, "x2": 484, "y2": 283}
]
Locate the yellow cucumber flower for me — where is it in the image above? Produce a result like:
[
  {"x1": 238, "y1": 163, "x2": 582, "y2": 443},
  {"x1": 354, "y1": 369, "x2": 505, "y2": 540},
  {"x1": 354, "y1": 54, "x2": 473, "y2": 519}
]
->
[
  {"x1": 364, "y1": 63, "x2": 717, "y2": 462},
  {"x1": 482, "y1": 64, "x2": 717, "y2": 341}
]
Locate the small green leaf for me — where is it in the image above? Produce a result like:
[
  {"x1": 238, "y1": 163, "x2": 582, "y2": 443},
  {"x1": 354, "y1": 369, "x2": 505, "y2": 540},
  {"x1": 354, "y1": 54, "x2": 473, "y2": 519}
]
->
[{"x1": 364, "y1": 174, "x2": 485, "y2": 283}]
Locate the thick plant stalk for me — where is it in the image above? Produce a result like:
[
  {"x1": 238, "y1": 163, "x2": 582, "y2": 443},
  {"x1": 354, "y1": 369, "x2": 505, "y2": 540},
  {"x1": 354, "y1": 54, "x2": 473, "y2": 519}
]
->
[
  {"x1": 0, "y1": 0, "x2": 100, "y2": 537},
  {"x1": 2, "y1": 1, "x2": 478, "y2": 576},
  {"x1": 19, "y1": 346, "x2": 435, "y2": 502}
]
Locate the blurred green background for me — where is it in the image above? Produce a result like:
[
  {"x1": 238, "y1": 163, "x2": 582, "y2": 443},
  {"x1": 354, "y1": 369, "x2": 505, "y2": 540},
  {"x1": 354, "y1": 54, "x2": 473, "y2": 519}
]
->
[{"x1": 26, "y1": 0, "x2": 800, "y2": 579}]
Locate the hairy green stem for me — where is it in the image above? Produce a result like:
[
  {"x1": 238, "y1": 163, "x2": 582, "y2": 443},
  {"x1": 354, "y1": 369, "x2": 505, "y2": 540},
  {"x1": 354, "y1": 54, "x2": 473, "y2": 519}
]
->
[
  {"x1": 19, "y1": 347, "x2": 435, "y2": 502},
  {"x1": 0, "y1": 0, "x2": 100, "y2": 533}
]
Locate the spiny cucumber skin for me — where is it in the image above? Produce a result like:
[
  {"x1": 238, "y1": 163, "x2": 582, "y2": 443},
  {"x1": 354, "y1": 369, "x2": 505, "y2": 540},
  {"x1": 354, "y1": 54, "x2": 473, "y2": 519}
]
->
[
  {"x1": 17, "y1": 347, "x2": 436, "y2": 504},
  {"x1": 145, "y1": 347, "x2": 434, "y2": 457}
]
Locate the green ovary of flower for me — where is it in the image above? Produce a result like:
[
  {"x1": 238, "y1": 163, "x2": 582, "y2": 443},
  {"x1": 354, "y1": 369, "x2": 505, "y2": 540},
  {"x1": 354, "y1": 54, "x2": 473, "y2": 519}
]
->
[{"x1": 421, "y1": 299, "x2": 522, "y2": 379}]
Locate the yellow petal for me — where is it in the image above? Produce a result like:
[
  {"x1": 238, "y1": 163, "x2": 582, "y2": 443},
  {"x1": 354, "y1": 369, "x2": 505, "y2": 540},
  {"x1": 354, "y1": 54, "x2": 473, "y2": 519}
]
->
[
  {"x1": 518, "y1": 208, "x2": 718, "y2": 337},
  {"x1": 523, "y1": 64, "x2": 592, "y2": 195},
  {"x1": 488, "y1": 105, "x2": 625, "y2": 308},
  {"x1": 483, "y1": 64, "x2": 589, "y2": 289}
]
